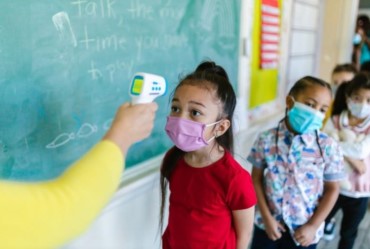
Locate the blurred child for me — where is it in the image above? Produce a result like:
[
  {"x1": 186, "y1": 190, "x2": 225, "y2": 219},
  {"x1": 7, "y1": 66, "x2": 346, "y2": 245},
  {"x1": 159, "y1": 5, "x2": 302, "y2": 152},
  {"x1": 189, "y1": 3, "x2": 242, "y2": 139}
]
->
[
  {"x1": 248, "y1": 76, "x2": 344, "y2": 249},
  {"x1": 160, "y1": 61, "x2": 257, "y2": 249},
  {"x1": 323, "y1": 64, "x2": 357, "y2": 126},
  {"x1": 331, "y1": 64, "x2": 357, "y2": 95},
  {"x1": 323, "y1": 72, "x2": 370, "y2": 249}
]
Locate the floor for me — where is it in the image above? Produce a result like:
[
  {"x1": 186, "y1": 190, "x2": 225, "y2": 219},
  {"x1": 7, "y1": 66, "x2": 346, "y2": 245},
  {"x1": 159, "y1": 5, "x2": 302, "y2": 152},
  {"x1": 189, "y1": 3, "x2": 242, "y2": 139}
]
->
[{"x1": 317, "y1": 206, "x2": 370, "y2": 249}]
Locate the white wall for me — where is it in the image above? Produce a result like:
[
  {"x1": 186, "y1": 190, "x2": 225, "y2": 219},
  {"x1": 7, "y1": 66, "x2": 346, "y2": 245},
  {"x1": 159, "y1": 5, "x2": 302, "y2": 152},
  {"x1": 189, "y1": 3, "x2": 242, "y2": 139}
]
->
[{"x1": 318, "y1": 0, "x2": 359, "y2": 82}]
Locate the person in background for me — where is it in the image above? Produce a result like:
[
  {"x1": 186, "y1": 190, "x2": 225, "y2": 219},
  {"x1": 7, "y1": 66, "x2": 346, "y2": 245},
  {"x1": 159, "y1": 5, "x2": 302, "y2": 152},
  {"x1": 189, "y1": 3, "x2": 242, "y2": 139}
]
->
[
  {"x1": 331, "y1": 64, "x2": 357, "y2": 95},
  {"x1": 323, "y1": 73, "x2": 370, "y2": 249},
  {"x1": 353, "y1": 15, "x2": 370, "y2": 70},
  {"x1": 248, "y1": 76, "x2": 344, "y2": 249},
  {"x1": 0, "y1": 102, "x2": 158, "y2": 248},
  {"x1": 323, "y1": 64, "x2": 357, "y2": 126},
  {"x1": 160, "y1": 61, "x2": 257, "y2": 249}
]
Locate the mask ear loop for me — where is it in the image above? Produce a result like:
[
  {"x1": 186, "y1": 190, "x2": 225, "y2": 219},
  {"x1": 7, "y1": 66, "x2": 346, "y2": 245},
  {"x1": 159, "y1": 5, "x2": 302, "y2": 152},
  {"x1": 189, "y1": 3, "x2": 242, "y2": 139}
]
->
[{"x1": 315, "y1": 130, "x2": 325, "y2": 162}]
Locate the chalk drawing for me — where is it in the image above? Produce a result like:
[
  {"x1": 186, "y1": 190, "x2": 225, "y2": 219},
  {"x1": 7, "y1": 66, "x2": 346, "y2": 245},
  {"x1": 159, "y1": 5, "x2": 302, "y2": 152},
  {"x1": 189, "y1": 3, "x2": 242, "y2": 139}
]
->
[
  {"x1": 76, "y1": 123, "x2": 98, "y2": 138},
  {"x1": 52, "y1": 12, "x2": 78, "y2": 47},
  {"x1": 46, "y1": 120, "x2": 109, "y2": 149},
  {"x1": 103, "y1": 118, "x2": 113, "y2": 131},
  {"x1": 46, "y1": 132, "x2": 76, "y2": 149}
]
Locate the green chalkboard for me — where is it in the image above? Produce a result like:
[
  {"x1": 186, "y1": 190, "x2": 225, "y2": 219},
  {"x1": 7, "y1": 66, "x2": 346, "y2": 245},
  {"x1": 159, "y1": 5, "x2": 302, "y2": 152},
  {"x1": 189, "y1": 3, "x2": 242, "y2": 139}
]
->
[{"x1": 0, "y1": 0, "x2": 241, "y2": 180}]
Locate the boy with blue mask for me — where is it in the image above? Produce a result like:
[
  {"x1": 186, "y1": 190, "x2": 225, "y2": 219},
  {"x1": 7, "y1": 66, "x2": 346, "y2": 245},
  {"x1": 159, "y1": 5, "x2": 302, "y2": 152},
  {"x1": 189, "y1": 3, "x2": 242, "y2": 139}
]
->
[{"x1": 248, "y1": 76, "x2": 344, "y2": 249}]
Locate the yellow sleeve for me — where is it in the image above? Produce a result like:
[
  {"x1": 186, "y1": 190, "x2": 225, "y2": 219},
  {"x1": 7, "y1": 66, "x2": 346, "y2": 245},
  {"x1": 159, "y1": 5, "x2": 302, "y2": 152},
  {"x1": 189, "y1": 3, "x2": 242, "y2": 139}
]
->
[{"x1": 0, "y1": 140, "x2": 123, "y2": 249}]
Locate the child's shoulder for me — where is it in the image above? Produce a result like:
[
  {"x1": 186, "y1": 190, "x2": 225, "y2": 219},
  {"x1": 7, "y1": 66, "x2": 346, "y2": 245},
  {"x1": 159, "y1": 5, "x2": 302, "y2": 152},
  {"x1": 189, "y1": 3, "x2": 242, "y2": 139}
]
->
[
  {"x1": 317, "y1": 130, "x2": 338, "y2": 146},
  {"x1": 223, "y1": 151, "x2": 250, "y2": 174},
  {"x1": 255, "y1": 126, "x2": 278, "y2": 141}
]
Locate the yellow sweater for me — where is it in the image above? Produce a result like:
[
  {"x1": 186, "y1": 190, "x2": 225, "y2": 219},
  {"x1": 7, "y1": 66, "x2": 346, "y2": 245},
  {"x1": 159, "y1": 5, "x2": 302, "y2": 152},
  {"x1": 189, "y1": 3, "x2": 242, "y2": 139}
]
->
[{"x1": 0, "y1": 140, "x2": 123, "y2": 249}]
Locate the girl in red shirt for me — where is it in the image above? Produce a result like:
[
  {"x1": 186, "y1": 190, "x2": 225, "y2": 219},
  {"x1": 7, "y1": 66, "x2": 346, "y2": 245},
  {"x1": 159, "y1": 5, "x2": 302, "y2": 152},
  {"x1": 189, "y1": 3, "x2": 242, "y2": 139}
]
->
[{"x1": 160, "y1": 61, "x2": 257, "y2": 249}]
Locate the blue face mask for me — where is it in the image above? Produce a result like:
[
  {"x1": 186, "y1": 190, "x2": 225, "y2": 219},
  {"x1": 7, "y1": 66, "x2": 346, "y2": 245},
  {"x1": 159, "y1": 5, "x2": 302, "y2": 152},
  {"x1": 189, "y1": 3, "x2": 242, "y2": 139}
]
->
[
  {"x1": 353, "y1": 33, "x2": 362, "y2": 45},
  {"x1": 287, "y1": 100, "x2": 325, "y2": 134}
]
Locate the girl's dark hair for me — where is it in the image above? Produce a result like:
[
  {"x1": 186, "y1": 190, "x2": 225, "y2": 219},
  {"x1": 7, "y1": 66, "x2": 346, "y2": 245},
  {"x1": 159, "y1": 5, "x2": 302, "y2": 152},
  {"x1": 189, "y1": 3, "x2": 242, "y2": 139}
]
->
[
  {"x1": 332, "y1": 72, "x2": 370, "y2": 116},
  {"x1": 332, "y1": 63, "x2": 358, "y2": 75},
  {"x1": 288, "y1": 76, "x2": 331, "y2": 98},
  {"x1": 159, "y1": 61, "x2": 236, "y2": 232}
]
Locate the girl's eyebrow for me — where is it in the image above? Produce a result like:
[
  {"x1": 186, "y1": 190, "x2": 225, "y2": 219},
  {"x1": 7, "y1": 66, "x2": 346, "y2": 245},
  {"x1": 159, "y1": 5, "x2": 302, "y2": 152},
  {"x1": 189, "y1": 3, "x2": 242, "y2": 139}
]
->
[
  {"x1": 172, "y1": 98, "x2": 206, "y2": 107},
  {"x1": 189, "y1": 100, "x2": 206, "y2": 108}
]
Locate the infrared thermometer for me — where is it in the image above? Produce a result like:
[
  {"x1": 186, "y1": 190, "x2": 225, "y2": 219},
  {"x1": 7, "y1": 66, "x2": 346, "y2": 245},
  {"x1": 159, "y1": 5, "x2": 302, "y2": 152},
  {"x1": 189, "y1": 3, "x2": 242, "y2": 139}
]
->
[{"x1": 129, "y1": 72, "x2": 167, "y2": 104}]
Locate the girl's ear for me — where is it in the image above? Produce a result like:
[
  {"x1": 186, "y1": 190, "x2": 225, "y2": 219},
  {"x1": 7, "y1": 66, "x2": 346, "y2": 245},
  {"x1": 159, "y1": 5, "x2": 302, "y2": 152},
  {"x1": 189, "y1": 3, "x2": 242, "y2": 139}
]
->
[
  {"x1": 215, "y1": 119, "x2": 231, "y2": 137},
  {"x1": 286, "y1": 95, "x2": 294, "y2": 110}
]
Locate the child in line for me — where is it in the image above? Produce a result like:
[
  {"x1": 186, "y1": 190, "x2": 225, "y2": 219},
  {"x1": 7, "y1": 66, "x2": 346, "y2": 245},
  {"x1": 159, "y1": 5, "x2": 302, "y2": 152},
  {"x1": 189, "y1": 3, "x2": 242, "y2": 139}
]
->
[
  {"x1": 248, "y1": 76, "x2": 344, "y2": 249},
  {"x1": 323, "y1": 64, "x2": 357, "y2": 126},
  {"x1": 160, "y1": 61, "x2": 257, "y2": 249},
  {"x1": 331, "y1": 64, "x2": 357, "y2": 95},
  {"x1": 323, "y1": 72, "x2": 370, "y2": 249}
]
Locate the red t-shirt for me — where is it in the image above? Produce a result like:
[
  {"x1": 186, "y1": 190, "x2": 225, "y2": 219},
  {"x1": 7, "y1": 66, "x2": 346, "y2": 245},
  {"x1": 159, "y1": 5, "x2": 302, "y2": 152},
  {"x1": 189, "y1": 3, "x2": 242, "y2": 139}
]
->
[{"x1": 162, "y1": 150, "x2": 257, "y2": 249}]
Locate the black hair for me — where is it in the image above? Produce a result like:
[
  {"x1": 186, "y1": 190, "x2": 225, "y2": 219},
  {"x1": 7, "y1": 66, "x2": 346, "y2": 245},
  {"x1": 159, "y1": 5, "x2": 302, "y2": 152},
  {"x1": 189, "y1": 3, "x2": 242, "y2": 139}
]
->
[
  {"x1": 332, "y1": 72, "x2": 370, "y2": 116},
  {"x1": 159, "y1": 61, "x2": 236, "y2": 232},
  {"x1": 360, "y1": 61, "x2": 370, "y2": 73},
  {"x1": 332, "y1": 63, "x2": 358, "y2": 75},
  {"x1": 288, "y1": 76, "x2": 332, "y2": 98}
]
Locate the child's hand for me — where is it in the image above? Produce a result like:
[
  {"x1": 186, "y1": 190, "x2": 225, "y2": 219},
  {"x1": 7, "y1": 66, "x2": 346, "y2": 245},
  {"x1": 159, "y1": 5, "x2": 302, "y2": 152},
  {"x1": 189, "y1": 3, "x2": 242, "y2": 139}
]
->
[
  {"x1": 293, "y1": 223, "x2": 316, "y2": 247},
  {"x1": 347, "y1": 158, "x2": 367, "y2": 174},
  {"x1": 264, "y1": 217, "x2": 286, "y2": 241}
]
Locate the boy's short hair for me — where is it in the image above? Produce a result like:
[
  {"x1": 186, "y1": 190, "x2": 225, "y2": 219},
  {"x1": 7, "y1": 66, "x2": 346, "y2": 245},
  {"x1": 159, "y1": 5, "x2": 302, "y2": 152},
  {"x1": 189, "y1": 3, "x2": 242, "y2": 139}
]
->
[{"x1": 332, "y1": 63, "x2": 357, "y2": 75}]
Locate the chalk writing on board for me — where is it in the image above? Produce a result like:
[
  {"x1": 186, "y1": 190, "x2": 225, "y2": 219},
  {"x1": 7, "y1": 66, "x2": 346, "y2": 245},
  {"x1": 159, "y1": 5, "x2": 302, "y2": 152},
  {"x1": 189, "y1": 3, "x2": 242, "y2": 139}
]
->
[
  {"x1": 46, "y1": 122, "x2": 98, "y2": 149},
  {"x1": 71, "y1": 0, "x2": 117, "y2": 19},
  {"x1": 79, "y1": 26, "x2": 128, "y2": 52},
  {"x1": 88, "y1": 59, "x2": 134, "y2": 82},
  {"x1": 52, "y1": 12, "x2": 77, "y2": 47}
]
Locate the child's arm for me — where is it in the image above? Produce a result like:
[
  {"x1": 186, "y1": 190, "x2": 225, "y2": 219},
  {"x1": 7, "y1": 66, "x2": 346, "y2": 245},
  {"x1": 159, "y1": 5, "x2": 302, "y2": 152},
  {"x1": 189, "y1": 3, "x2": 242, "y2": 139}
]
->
[
  {"x1": 252, "y1": 167, "x2": 286, "y2": 240},
  {"x1": 232, "y1": 207, "x2": 255, "y2": 249},
  {"x1": 339, "y1": 134, "x2": 370, "y2": 159},
  {"x1": 293, "y1": 181, "x2": 339, "y2": 247},
  {"x1": 345, "y1": 156, "x2": 367, "y2": 174}
]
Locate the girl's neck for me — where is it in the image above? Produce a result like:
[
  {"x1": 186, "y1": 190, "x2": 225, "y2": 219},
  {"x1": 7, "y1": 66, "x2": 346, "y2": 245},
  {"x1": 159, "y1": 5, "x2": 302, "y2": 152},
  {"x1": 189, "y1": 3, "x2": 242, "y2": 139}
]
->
[
  {"x1": 348, "y1": 111, "x2": 366, "y2": 126},
  {"x1": 184, "y1": 144, "x2": 225, "y2": 168}
]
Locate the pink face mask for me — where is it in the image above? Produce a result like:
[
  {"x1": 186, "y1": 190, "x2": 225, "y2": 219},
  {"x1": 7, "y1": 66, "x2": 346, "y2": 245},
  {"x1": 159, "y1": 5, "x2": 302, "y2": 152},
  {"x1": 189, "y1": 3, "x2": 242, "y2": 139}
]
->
[{"x1": 165, "y1": 116, "x2": 221, "y2": 152}]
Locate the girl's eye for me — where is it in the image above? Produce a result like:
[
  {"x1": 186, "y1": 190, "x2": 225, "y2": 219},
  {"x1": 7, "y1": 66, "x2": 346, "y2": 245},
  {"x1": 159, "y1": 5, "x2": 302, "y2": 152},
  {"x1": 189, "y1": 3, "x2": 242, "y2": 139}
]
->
[
  {"x1": 320, "y1": 108, "x2": 327, "y2": 114},
  {"x1": 352, "y1": 96, "x2": 361, "y2": 102},
  {"x1": 191, "y1": 110, "x2": 201, "y2": 116},
  {"x1": 171, "y1": 106, "x2": 180, "y2": 113},
  {"x1": 305, "y1": 102, "x2": 315, "y2": 108}
]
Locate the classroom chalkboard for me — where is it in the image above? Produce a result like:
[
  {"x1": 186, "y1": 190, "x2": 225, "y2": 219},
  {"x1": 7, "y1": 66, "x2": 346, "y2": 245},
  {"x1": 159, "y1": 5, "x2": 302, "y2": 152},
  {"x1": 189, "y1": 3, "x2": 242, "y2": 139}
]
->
[{"x1": 0, "y1": 0, "x2": 241, "y2": 180}]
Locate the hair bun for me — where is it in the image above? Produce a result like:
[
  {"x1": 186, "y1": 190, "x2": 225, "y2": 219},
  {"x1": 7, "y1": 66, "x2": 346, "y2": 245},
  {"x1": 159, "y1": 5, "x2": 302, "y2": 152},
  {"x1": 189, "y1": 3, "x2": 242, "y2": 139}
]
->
[{"x1": 195, "y1": 61, "x2": 229, "y2": 81}]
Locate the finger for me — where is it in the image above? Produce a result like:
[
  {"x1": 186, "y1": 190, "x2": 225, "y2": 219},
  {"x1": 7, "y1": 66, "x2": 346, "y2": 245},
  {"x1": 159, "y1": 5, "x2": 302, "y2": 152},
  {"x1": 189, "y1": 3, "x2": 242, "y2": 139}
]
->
[
  {"x1": 277, "y1": 223, "x2": 286, "y2": 232},
  {"x1": 270, "y1": 230, "x2": 282, "y2": 240}
]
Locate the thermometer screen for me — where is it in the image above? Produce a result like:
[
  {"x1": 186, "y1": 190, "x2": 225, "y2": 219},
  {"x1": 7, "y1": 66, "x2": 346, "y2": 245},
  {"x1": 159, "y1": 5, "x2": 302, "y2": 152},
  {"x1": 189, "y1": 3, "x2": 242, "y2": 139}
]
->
[{"x1": 131, "y1": 76, "x2": 144, "y2": 95}]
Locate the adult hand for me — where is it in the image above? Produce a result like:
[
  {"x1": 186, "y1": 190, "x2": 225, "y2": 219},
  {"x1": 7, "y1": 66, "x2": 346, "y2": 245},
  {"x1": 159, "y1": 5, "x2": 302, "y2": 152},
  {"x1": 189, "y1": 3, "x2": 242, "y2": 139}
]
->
[{"x1": 103, "y1": 102, "x2": 158, "y2": 155}]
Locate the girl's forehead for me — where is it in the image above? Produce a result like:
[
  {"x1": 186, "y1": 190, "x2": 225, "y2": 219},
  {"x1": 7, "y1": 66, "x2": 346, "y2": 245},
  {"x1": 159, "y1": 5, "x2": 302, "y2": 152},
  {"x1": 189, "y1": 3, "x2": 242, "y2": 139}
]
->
[
  {"x1": 175, "y1": 84, "x2": 217, "y2": 100},
  {"x1": 351, "y1": 88, "x2": 370, "y2": 96},
  {"x1": 295, "y1": 84, "x2": 332, "y2": 103}
]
